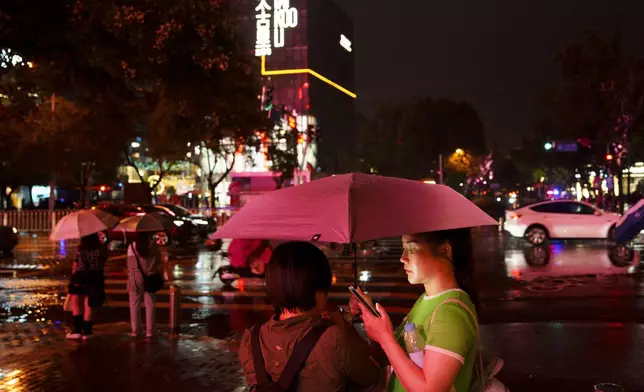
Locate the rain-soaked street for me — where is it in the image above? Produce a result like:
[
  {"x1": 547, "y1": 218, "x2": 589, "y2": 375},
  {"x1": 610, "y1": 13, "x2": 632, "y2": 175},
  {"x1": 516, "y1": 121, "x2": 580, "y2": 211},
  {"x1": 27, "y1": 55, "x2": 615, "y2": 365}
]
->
[{"x1": 2, "y1": 228, "x2": 644, "y2": 390}]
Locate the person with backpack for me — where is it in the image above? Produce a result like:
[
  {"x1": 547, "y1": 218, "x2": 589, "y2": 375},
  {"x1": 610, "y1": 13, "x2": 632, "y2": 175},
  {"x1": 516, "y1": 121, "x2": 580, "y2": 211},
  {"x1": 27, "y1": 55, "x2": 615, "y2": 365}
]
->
[{"x1": 238, "y1": 241, "x2": 385, "y2": 392}]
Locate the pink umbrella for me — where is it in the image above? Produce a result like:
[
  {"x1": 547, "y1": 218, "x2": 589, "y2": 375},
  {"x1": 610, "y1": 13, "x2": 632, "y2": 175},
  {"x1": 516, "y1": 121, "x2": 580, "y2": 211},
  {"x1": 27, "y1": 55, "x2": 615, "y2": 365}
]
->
[{"x1": 212, "y1": 172, "x2": 496, "y2": 243}]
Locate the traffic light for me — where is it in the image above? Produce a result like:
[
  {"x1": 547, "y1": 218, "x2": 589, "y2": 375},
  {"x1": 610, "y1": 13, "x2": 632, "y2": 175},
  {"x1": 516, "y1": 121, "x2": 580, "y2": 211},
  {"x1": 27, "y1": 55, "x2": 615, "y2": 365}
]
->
[
  {"x1": 263, "y1": 86, "x2": 273, "y2": 111},
  {"x1": 287, "y1": 115, "x2": 296, "y2": 129},
  {"x1": 544, "y1": 142, "x2": 553, "y2": 151},
  {"x1": 606, "y1": 153, "x2": 614, "y2": 161}
]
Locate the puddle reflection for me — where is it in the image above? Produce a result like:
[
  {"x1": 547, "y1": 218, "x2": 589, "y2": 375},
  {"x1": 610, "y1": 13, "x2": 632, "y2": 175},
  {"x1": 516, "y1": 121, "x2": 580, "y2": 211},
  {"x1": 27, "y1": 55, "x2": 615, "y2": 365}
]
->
[{"x1": 505, "y1": 244, "x2": 637, "y2": 281}]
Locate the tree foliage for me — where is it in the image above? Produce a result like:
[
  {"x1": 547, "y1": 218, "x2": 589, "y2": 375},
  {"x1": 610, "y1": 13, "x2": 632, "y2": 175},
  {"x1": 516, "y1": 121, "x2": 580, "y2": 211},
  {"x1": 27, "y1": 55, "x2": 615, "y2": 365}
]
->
[
  {"x1": 358, "y1": 98, "x2": 487, "y2": 180},
  {"x1": 0, "y1": 0, "x2": 264, "y2": 202},
  {"x1": 551, "y1": 30, "x2": 644, "y2": 166}
]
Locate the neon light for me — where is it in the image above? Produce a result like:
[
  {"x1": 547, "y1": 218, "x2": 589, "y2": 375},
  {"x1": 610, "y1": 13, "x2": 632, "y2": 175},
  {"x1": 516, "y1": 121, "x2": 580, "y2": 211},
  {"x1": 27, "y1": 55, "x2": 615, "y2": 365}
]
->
[
  {"x1": 340, "y1": 34, "x2": 352, "y2": 52},
  {"x1": 255, "y1": 0, "x2": 298, "y2": 56},
  {"x1": 261, "y1": 56, "x2": 357, "y2": 98},
  {"x1": 255, "y1": 0, "x2": 272, "y2": 56},
  {"x1": 274, "y1": 0, "x2": 298, "y2": 48}
]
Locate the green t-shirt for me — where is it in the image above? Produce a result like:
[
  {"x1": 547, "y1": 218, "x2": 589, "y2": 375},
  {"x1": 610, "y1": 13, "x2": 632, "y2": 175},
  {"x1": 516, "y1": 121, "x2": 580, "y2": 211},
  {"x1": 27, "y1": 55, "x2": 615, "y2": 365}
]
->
[{"x1": 387, "y1": 289, "x2": 478, "y2": 392}]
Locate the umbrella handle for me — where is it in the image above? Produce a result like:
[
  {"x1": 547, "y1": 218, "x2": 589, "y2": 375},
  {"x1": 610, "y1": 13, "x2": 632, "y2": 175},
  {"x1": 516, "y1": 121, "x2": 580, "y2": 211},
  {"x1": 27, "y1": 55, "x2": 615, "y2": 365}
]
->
[{"x1": 352, "y1": 243, "x2": 358, "y2": 287}]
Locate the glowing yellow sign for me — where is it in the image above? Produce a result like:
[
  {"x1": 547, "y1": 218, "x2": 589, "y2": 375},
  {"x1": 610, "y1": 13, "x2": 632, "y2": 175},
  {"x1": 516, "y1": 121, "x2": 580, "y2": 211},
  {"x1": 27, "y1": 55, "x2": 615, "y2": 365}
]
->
[{"x1": 261, "y1": 56, "x2": 356, "y2": 98}]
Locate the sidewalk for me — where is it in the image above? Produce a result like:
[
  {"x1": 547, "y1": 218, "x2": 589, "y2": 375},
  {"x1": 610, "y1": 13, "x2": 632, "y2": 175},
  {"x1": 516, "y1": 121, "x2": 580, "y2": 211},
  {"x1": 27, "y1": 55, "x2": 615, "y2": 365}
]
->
[
  {"x1": 0, "y1": 321, "x2": 642, "y2": 392},
  {"x1": 0, "y1": 322, "x2": 246, "y2": 392}
]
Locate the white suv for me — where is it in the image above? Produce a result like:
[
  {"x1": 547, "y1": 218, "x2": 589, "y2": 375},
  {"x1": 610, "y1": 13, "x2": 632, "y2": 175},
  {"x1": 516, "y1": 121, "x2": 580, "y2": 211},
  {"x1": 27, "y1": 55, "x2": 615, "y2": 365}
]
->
[{"x1": 505, "y1": 200, "x2": 619, "y2": 245}]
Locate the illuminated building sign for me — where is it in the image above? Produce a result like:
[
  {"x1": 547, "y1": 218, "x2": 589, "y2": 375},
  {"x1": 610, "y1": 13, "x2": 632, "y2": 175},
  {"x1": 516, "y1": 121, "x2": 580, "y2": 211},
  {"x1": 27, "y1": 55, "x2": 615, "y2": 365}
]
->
[
  {"x1": 255, "y1": 0, "x2": 298, "y2": 56},
  {"x1": 261, "y1": 56, "x2": 357, "y2": 98},
  {"x1": 340, "y1": 34, "x2": 352, "y2": 52}
]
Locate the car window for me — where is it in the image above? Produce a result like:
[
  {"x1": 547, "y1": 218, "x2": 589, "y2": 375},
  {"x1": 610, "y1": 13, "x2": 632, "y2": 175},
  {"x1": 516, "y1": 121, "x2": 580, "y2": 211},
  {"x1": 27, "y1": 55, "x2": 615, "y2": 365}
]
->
[
  {"x1": 101, "y1": 205, "x2": 141, "y2": 217},
  {"x1": 570, "y1": 203, "x2": 597, "y2": 215},
  {"x1": 530, "y1": 202, "x2": 577, "y2": 214},
  {"x1": 530, "y1": 203, "x2": 559, "y2": 213},
  {"x1": 152, "y1": 206, "x2": 174, "y2": 217},
  {"x1": 173, "y1": 206, "x2": 191, "y2": 217}
]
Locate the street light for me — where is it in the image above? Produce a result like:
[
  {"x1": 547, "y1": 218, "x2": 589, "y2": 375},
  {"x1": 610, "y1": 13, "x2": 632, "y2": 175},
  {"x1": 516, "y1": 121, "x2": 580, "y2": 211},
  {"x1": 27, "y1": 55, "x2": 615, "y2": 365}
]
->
[{"x1": 455, "y1": 148, "x2": 464, "y2": 154}]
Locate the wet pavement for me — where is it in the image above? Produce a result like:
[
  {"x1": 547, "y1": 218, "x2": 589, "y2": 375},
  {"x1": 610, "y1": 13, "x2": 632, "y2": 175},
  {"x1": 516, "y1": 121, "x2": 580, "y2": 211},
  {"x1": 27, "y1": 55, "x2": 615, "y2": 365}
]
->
[
  {"x1": 0, "y1": 321, "x2": 640, "y2": 391},
  {"x1": 2, "y1": 229, "x2": 644, "y2": 390}
]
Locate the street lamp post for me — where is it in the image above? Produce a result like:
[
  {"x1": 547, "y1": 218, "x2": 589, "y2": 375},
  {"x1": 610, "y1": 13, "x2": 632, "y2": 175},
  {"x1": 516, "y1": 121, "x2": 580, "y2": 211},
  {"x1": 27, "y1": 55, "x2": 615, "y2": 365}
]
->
[{"x1": 439, "y1": 148, "x2": 464, "y2": 185}]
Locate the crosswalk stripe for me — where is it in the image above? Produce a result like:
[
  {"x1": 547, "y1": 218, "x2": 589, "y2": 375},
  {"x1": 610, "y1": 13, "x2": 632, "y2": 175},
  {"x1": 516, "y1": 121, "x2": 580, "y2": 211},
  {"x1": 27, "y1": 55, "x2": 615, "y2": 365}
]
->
[
  {"x1": 102, "y1": 301, "x2": 411, "y2": 314},
  {"x1": 104, "y1": 278, "x2": 412, "y2": 289},
  {"x1": 103, "y1": 288, "x2": 419, "y2": 299},
  {"x1": 105, "y1": 270, "x2": 407, "y2": 279}
]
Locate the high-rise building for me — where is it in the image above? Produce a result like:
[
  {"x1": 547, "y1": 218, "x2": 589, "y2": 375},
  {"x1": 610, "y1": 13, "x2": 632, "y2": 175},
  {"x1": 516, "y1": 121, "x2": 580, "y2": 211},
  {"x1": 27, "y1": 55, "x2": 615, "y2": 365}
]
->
[{"x1": 240, "y1": 0, "x2": 356, "y2": 174}]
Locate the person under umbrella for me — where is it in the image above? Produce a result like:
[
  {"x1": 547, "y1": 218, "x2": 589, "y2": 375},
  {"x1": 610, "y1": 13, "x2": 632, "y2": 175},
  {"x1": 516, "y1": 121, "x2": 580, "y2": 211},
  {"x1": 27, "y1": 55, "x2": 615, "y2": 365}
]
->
[
  {"x1": 114, "y1": 214, "x2": 170, "y2": 338},
  {"x1": 51, "y1": 209, "x2": 117, "y2": 340},
  {"x1": 352, "y1": 229, "x2": 492, "y2": 392},
  {"x1": 126, "y1": 232, "x2": 167, "y2": 338}
]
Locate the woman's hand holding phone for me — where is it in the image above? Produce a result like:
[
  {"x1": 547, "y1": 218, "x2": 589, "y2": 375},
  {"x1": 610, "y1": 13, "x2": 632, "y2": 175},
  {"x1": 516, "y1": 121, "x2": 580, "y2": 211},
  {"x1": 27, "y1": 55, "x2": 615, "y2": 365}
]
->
[{"x1": 349, "y1": 286, "x2": 380, "y2": 317}]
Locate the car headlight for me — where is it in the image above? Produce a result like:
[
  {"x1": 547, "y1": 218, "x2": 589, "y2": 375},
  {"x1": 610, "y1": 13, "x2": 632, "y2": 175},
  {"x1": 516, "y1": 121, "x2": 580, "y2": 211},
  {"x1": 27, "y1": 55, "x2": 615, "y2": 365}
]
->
[
  {"x1": 12, "y1": 227, "x2": 17, "y2": 234},
  {"x1": 193, "y1": 219, "x2": 209, "y2": 225},
  {"x1": 173, "y1": 220, "x2": 185, "y2": 227}
]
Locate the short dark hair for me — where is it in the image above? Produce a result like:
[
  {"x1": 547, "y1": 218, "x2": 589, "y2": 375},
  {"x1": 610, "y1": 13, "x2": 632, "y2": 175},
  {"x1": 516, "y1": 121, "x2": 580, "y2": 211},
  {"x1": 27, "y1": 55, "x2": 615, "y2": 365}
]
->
[
  {"x1": 79, "y1": 233, "x2": 101, "y2": 250},
  {"x1": 266, "y1": 242, "x2": 332, "y2": 313}
]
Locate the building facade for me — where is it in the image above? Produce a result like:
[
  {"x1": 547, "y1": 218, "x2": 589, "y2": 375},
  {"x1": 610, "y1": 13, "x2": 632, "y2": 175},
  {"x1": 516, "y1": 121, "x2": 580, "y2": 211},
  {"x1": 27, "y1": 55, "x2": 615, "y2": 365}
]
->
[{"x1": 245, "y1": 0, "x2": 356, "y2": 173}]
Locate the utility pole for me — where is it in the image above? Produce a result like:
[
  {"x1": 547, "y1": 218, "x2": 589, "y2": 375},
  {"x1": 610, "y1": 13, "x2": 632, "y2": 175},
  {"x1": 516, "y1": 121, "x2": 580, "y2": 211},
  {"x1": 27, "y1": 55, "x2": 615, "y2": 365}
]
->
[
  {"x1": 48, "y1": 93, "x2": 56, "y2": 229},
  {"x1": 438, "y1": 154, "x2": 443, "y2": 184}
]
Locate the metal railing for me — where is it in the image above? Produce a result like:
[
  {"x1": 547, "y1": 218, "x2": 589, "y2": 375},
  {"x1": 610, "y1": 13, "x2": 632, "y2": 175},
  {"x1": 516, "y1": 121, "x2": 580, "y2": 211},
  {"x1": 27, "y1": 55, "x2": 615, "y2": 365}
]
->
[
  {"x1": 1, "y1": 208, "x2": 235, "y2": 232},
  {"x1": 1, "y1": 210, "x2": 71, "y2": 232}
]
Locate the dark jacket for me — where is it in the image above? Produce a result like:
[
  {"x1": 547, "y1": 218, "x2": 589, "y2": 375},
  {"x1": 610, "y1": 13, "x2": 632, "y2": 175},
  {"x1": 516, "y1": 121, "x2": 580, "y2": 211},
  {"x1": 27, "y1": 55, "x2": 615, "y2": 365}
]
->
[{"x1": 239, "y1": 313, "x2": 383, "y2": 392}]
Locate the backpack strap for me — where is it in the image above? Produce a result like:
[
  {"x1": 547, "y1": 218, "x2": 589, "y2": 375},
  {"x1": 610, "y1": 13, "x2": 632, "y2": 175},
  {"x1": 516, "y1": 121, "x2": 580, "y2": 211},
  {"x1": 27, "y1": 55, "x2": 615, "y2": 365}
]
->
[
  {"x1": 276, "y1": 323, "x2": 331, "y2": 391},
  {"x1": 130, "y1": 244, "x2": 147, "y2": 277},
  {"x1": 430, "y1": 298, "x2": 485, "y2": 391},
  {"x1": 251, "y1": 324, "x2": 271, "y2": 385}
]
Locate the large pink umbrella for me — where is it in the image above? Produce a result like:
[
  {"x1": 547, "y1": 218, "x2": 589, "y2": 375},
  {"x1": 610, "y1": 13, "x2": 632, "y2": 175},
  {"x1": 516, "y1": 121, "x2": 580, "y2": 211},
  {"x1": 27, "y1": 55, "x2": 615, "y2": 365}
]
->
[{"x1": 212, "y1": 172, "x2": 497, "y2": 243}]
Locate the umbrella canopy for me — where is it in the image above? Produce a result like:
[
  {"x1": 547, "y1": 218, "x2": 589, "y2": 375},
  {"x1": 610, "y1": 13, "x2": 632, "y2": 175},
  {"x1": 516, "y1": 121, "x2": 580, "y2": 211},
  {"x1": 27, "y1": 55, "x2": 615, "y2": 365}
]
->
[
  {"x1": 50, "y1": 209, "x2": 119, "y2": 240},
  {"x1": 89, "y1": 208, "x2": 120, "y2": 227},
  {"x1": 114, "y1": 213, "x2": 172, "y2": 233},
  {"x1": 615, "y1": 199, "x2": 644, "y2": 243},
  {"x1": 212, "y1": 172, "x2": 497, "y2": 243}
]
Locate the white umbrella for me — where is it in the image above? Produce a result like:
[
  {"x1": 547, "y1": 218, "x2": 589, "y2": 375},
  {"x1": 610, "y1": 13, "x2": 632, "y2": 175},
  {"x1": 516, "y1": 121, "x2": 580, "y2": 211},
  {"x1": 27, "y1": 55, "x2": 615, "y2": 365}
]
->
[
  {"x1": 113, "y1": 214, "x2": 172, "y2": 233},
  {"x1": 50, "y1": 209, "x2": 119, "y2": 240},
  {"x1": 89, "y1": 207, "x2": 120, "y2": 227}
]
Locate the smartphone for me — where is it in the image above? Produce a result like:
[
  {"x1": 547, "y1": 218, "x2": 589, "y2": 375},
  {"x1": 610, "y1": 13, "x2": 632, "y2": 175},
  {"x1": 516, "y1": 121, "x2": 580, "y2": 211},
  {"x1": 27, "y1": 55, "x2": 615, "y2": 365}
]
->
[{"x1": 349, "y1": 286, "x2": 381, "y2": 317}]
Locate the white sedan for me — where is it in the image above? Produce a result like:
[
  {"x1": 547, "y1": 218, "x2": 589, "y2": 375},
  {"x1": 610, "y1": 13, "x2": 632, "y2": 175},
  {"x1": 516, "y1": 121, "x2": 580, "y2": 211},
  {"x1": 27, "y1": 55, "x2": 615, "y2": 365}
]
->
[{"x1": 505, "y1": 200, "x2": 620, "y2": 245}]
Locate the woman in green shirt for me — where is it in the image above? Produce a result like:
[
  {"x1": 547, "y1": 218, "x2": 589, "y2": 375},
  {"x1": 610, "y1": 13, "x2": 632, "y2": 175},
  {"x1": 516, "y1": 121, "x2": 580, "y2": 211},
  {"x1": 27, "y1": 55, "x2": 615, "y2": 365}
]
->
[{"x1": 355, "y1": 228, "x2": 479, "y2": 392}]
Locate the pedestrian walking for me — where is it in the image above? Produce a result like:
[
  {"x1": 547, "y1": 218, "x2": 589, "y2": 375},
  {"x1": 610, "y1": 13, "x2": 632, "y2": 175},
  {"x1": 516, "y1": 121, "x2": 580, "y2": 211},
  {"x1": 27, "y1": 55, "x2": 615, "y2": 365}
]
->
[
  {"x1": 127, "y1": 232, "x2": 167, "y2": 338},
  {"x1": 238, "y1": 242, "x2": 385, "y2": 392},
  {"x1": 66, "y1": 233, "x2": 107, "y2": 340},
  {"x1": 352, "y1": 228, "x2": 485, "y2": 392}
]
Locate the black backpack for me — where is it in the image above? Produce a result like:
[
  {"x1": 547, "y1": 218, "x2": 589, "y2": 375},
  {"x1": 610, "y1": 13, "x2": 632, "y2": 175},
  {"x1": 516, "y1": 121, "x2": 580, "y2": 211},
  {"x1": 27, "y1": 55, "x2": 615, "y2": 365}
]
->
[{"x1": 250, "y1": 322, "x2": 331, "y2": 392}]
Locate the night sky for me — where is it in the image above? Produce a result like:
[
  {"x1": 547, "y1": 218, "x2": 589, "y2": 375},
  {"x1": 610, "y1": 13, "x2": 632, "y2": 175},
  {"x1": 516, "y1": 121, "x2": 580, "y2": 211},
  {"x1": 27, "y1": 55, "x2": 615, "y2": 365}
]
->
[{"x1": 338, "y1": 0, "x2": 644, "y2": 150}]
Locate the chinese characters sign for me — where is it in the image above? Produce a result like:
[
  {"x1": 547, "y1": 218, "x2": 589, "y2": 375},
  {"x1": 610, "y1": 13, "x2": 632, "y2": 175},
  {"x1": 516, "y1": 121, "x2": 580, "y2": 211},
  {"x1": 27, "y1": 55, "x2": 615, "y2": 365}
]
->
[{"x1": 255, "y1": 0, "x2": 298, "y2": 56}]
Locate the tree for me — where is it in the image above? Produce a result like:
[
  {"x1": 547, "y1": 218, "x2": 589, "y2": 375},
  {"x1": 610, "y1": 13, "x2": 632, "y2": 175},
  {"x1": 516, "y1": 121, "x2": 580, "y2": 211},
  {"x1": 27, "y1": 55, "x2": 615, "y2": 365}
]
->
[
  {"x1": 0, "y1": 0, "x2": 263, "y2": 202},
  {"x1": 23, "y1": 95, "x2": 128, "y2": 207},
  {"x1": 551, "y1": 31, "x2": 644, "y2": 209},
  {"x1": 266, "y1": 127, "x2": 299, "y2": 189},
  {"x1": 358, "y1": 98, "x2": 487, "y2": 181}
]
